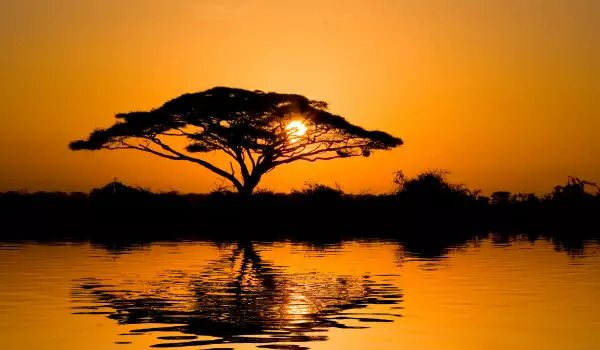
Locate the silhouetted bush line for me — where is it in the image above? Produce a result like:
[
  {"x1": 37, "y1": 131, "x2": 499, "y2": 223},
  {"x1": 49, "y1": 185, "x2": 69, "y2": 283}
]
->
[{"x1": 1, "y1": 172, "x2": 598, "y2": 247}]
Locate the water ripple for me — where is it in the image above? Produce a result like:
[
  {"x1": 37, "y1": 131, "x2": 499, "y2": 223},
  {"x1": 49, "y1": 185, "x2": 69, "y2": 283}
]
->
[{"x1": 71, "y1": 241, "x2": 403, "y2": 348}]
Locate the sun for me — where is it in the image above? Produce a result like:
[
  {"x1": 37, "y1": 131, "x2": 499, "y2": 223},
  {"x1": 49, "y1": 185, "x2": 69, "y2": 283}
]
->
[{"x1": 285, "y1": 121, "x2": 307, "y2": 139}]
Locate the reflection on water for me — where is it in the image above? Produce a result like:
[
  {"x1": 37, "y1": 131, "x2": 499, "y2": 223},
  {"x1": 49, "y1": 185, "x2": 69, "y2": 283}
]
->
[
  {"x1": 71, "y1": 241, "x2": 403, "y2": 348},
  {"x1": 0, "y1": 236, "x2": 599, "y2": 350}
]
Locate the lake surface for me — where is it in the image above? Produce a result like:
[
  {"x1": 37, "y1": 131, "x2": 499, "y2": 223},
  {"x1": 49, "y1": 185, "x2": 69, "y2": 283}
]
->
[{"x1": 1, "y1": 236, "x2": 599, "y2": 350}]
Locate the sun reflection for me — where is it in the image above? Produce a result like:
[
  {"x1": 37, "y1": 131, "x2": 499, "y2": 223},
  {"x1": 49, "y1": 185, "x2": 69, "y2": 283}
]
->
[
  {"x1": 71, "y1": 242, "x2": 405, "y2": 349},
  {"x1": 285, "y1": 292, "x2": 312, "y2": 316}
]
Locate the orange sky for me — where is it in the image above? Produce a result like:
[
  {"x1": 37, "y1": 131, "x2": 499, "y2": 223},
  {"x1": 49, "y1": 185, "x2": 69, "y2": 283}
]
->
[{"x1": 0, "y1": 0, "x2": 598, "y2": 194}]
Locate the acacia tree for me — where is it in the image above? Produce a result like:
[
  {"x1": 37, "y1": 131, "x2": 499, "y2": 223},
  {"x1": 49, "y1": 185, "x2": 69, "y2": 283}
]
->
[{"x1": 70, "y1": 87, "x2": 403, "y2": 195}]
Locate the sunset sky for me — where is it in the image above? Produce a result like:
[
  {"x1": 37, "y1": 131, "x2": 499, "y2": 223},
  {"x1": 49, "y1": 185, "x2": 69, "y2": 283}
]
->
[{"x1": 1, "y1": 0, "x2": 598, "y2": 194}]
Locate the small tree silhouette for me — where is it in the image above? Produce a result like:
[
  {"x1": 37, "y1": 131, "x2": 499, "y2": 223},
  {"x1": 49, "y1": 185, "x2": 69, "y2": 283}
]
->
[{"x1": 70, "y1": 87, "x2": 403, "y2": 195}]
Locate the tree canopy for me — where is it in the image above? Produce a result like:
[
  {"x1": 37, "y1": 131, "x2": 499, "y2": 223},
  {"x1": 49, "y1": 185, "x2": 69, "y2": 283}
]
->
[{"x1": 70, "y1": 87, "x2": 403, "y2": 194}]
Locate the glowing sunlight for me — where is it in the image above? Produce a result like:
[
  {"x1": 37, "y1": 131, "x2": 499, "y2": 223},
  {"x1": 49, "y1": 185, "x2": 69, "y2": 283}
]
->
[{"x1": 285, "y1": 120, "x2": 307, "y2": 142}]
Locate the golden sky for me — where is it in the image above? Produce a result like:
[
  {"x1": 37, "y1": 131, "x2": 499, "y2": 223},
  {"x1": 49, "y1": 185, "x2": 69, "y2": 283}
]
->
[{"x1": 0, "y1": 0, "x2": 598, "y2": 194}]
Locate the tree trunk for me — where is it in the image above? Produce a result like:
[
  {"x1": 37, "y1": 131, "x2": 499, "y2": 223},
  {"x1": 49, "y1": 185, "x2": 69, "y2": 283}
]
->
[
  {"x1": 237, "y1": 173, "x2": 262, "y2": 197},
  {"x1": 237, "y1": 180, "x2": 258, "y2": 197},
  {"x1": 238, "y1": 186, "x2": 255, "y2": 197}
]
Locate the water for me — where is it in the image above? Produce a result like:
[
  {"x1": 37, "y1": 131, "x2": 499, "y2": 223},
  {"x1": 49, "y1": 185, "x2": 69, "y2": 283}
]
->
[{"x1": 0, "y1": 237, "x2": 599, "y2": 350}]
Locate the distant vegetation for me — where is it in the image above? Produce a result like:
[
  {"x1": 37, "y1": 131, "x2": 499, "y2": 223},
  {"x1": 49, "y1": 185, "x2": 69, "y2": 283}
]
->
[{"x1": 1, "y1": 171, "x2": 598, "y2": 257}]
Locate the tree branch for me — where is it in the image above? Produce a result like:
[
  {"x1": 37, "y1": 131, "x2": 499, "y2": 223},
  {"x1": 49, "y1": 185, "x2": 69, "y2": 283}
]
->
[
  {"x1": 103, "y1": 141, "x2": 181, "y2": 160},
  {"x1": 244, "y1": 148, "x2": 256, "y2": 170},
  {"x1": 271, "y1": 143, "x2": 368, "y2": 166},
  {"x1": 285, "y1": 155, "x2": 349, "y2": 163},
  {"x1": 229, "y1": 162, "x2": 236, "y2": 177},
  {"x1": 138, "y1": 137, "x2": 244, "y2": 189}
]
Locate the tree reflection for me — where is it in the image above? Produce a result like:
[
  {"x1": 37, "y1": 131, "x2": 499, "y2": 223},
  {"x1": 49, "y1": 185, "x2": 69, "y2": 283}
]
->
[{"x1": 72, "y1": 241, "x2": 403, "y2": 348}]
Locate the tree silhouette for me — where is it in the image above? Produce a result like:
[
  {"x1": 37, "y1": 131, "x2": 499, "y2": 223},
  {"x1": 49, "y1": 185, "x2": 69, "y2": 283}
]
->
[{"x1": 70, "y1": 87, "x2": 403, "y2": 195}]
